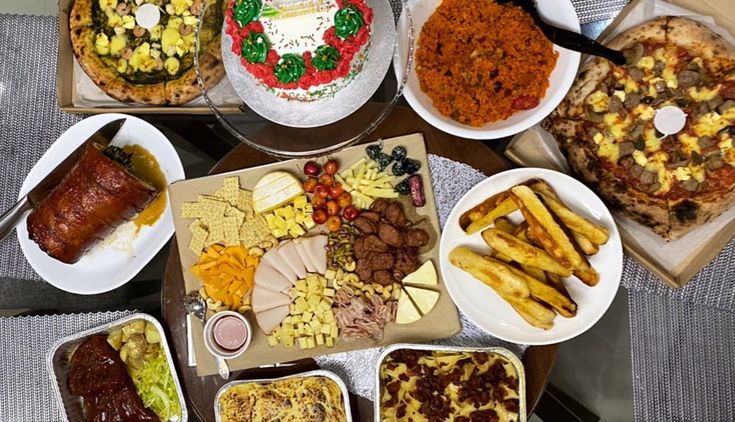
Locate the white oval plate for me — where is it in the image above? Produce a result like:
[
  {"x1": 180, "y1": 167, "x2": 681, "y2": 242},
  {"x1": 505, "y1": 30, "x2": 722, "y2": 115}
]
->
[
  {"x1": 17, "y1": 114, "x2": 185, "y2": 295},
  {"x1": 395, "y1": 0, "x2": 581, "y2": 139},
  {"x1": 439, "y1": 168, "x2": 623, "y2": 345}
]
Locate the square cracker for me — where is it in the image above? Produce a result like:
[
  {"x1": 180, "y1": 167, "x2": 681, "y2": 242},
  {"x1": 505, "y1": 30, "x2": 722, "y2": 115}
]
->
[
  {"x1": 188, "y1": 224, "x2": 208, "y2": 256},
  {"x1": 223, "y1": 216, "x2": 240, "y2": 246}
]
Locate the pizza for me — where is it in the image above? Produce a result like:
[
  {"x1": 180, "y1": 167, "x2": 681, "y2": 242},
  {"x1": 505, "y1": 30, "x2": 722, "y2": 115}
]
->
[
  {"x1": 544, "y1": 17, "x2": 735, "y2": 240},
  {"x1": 69, "y1": 0, "x2": 226, "y2": 105}
]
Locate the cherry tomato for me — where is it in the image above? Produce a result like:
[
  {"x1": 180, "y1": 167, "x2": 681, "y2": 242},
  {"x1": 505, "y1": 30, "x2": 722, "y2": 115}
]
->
[
  {"x1": 314, "y1": 183, "x2": 329, "y2": 198},
  {"x1": 318, "y1": 173, "x2": 334, "y2": 187},
  {"x1": 326, "y1": 199, "x2": 341, "y2": 216},
  {"x1": 311, "y1": 195, "x2": 327, "y2": 207},
  {"x1": 326, "y1": 215, "x2": 342, "y2": 231},
  {"x1": 342, "y1": 205, "x2": 360, "y2": 221},
  {"x1": 336, "y1": 191, "x2": 352, "y2": 208},
  {"x1": 303, "y1": 177, "x2": 318, "y2": 193},
  {"x1": 304, "y1": 161, "x2": 321, "y2": 177},
  {"x1": 327, "y1": 183, "x2": 344, "y2": 198},
  {"x1": 312, "y1": 207, "x2": 328, "y2": 225},
  {"x1": 511, "y1": 95, "x2": 540, "y2": 110},
  {"x1": 324, "y1": 159, "x2": 339, "y2": 175}
]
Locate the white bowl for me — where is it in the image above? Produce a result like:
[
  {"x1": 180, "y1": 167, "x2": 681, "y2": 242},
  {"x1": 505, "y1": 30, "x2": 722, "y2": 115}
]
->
[
  {"x1": 17, "y1": 114, "x2": 185, "y2": 295},
  {"x1": 395, "y1": 0, "x2": 581, "y2": 139},
  {"x1": 203, "y1": 311, "x2": 253, "y2": 359},
  {"x1": 439, "y1": 168, "x2": 623, "y2": 345}
]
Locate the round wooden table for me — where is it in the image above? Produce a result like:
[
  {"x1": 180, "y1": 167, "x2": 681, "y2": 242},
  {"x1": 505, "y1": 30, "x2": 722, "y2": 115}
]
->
[{"x1": 161, "y1": 105, "x2": 558, "y2": 421}]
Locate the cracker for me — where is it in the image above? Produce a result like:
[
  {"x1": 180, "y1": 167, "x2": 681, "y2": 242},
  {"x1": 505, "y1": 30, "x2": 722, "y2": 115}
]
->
[
  {"x1": 235, "y1": 190, "x2": 255, "y2": 216},
  {"x1": 222, "y1": 177, "x2": 241, "y2": 205},
  {"x1": 188, "y1": 224, "x2": 208, "y2": 256},
  {"x1": 223, "y1": 216, "x2": 240, "y2": 246},
  {"x1": 180, "y1": 202, "x2": 203, "y2": 219},
  {"x1": 206, "y1": 216, "x2": 226, "y2": 246},
  {"x1": 224, "y1": 205, "x2": 245, "y2": 228}
]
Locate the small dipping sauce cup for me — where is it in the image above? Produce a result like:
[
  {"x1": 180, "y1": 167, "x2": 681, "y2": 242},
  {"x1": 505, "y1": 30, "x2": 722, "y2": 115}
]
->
[{"x1": 203, "y1": 311, "x2": 252, "y2": 359}]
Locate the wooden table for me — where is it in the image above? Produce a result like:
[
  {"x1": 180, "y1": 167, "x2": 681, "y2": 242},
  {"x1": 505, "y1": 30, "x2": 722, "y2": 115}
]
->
[{"x1": 161, "y1": 105, "x2": 558, "y2": 421}]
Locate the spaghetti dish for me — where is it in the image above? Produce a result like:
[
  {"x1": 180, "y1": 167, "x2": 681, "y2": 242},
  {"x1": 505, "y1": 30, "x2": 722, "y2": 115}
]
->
[
  {"x1": 380, "y1": 349, "x2": 521, "y2": 421},
  {"x1": 415, "y1": 0, "x2": 558, "y2": 127}
]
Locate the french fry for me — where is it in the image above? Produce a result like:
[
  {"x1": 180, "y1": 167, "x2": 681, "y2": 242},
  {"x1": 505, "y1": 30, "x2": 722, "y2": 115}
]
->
[
  {"x1": 501, "y1": 293, "x2": 556, "y2": 330},
  {"x1": 520, "y1": 263, "x2": 547, "y2": 282},
  {"x1": 449, "y1": 247, "x2": 529, "y2": 298},
  {"x1": 481, "y1": 228, "x2": 573, "y2": 277},
  {"x1": 571, "y1": 231, "x2": 599, "y2": 255},
  {"x1": 573, "y1": 257, "x2": 600, "y2": 286},
  {"x1": 493, "y1": 217, "x2": 516, "y2": 234},
  {"x1": 460, "y1": 192, "x2": 519, "y2": 235},
  {"x1": 494, "y1": 259, "x2": 577, "y2": 318},
  {"x1": 530, "y1": 181, "x2": 610, "y2": 245},
  {"x1": 511, "y1": 185, "x2": 583, "y2": 270}
]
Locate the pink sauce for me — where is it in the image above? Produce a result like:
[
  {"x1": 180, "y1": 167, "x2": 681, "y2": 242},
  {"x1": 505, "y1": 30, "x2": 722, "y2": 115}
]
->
[{"x1": 213, "y1": 316, "x2": 248, "y2": 351}]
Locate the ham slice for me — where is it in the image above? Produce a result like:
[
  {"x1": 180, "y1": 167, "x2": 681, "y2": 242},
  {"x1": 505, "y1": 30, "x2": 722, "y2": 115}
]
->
[
  {"x1": 251, "y1": 285, "x2": 291, "y2": 313},
  {"x1": 278, "y1": 241, "x2": 307, "y2": 279},
  {"x1": 293, "y1": 238, "x2": 317, "y2": 273},
  {"x1": 304, "y1": 235, "x2": 328, "y2": 274},
  {"x1": 254, "y1": 261, "x2": 292, "y2": 293},
  {"x1": 255, "y1": 305, "x2": 289, "y2": 335},
  {"x1": 262, "y1": 247, "x2": 297, "y2": 283}
]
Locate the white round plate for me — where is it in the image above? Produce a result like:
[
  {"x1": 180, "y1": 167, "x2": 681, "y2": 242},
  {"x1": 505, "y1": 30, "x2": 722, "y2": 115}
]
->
[
  {"x1": 439, "y1": 168, "x2": 623, "y2": 345},
  {"x1": 395, "y1": 0, "x2": 581, "y2": 139},
  {"x1": 17, "y1": 114, "x2": 185, "y2": 295}
]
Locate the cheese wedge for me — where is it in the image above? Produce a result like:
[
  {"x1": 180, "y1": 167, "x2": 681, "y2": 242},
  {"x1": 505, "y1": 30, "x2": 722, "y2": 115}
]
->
[
  {"x1": 254, "y1": 261, "x2": 292, "y2": 293},
  {"x1": 262, "y1": 247, "x2": 297, "y2": 283},
  {"x1": 404, "y1": 286, "x2": 439, "y2": 316},
  {"x1": 402, "y1": 261, "x2": 437, "y2": 286},
  {"x1": 256, "y1": 305, "x2": 289, "y2": 335},
  {"x1": 252, "y1": 285, "x2": 292, "y2": 313},
  {"x1": 278, "y1": 241, "x2": 307, "y2": 279},
  {"x1": 252, "y1": 171, "x2": 305, "y2": 214},
  {"x1": 294, "y1": 238, "x2": 317, "y2": 273},
  {"x1": 395, "y1": 290, "x2": 421, "y2": 324}
]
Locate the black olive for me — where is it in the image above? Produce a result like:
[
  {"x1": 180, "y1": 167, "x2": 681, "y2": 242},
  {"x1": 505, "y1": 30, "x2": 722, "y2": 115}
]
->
[
  {"x1": 391, "y1": 146, "x2": 407, "y2": 162},
  {"x1": 395, "y1": 178, "x2": 411, "y2": 195},
  {"x1": 366, "y1": 144, "x2": 383, "y2": 160},
  {"x1": 641, "y1": 96, "x2": 654, "y2": 104},
  {"x1": 634, "y1": 138, "x2": 646, "y2": 150},
  {"x1": 404, "y1": 158, "x2": 422, "y2": 175},
  {"x1": 376, "y1": 153, "x2": 393, "y2": 171},
  {"x1": 392, "y1": 160, "x2": 407, "y2": 176}
]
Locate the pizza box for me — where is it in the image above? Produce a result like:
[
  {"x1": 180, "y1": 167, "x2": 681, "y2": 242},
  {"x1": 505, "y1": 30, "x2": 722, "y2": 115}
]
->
[
  {"x1": 505, "y1": 0, "x2": 735, "y2": 288},
  {"x1": 56, "y1": 0, "x2": 242, "y2": 114},
  {"x1": 168, "y1": 133, "x2": 461, "y2": 376}
]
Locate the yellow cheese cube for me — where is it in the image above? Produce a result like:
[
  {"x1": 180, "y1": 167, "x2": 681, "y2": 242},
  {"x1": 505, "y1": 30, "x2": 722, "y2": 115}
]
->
[
  {"x1": 320, "y1": 325, "x2": 331, "y2": 335},
  {"x1": 307, "y1": 337, "x2": 316, "y2": 349},
  {"x1": 326, "y1": 337, "x2": 334, "y2": 348},
  {"x1": 302, "y1": 311, "x2": 313, "y2": 323},
  {"x1": 267, "y1": 335, "x2": 279, "y2": 347},
  {"x1": 298, "y1": 337, "x2": 308, "y2": 349},
  {"x1": 316, "y1": 333, "x2": 325, "y2": 346}
]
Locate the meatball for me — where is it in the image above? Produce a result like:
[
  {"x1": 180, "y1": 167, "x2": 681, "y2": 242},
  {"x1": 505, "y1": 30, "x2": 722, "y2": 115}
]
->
[
  {"x1": 370, "y1": 198, "x2": 389, "y2": 214},
  {"x1": 360, "y1": 211, "x2": 381, "y2": 223},
  {"x1": 395, "y1": 247, "x2": 420, "y2": 274},
  {"x1": 363, "y1": 234, "x2": 390, "y2": 252},
  {"x1": 378, "y1": 223, "x2": 404, "y2": 248},
  {"x1": 405, "y1": 228, "x2": 429, "y2": 248},
  {"x1": 373, "y1": 270, "x2": 395, "y2": 286},
  {"x1": 385, "y1": 201, "x2": 408, "y2": 227},
  {"x1": 369, "y1": 253, "x2": 395, "y2": 270},
  {"x1": 353, "y1": 216, "x2": 377, "y2": 234}
]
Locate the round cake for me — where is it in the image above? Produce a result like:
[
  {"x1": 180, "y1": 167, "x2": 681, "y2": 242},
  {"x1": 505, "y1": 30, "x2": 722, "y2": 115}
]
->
[{"x1": 225, "y1": 0, "x2": 372, "y2": 101}]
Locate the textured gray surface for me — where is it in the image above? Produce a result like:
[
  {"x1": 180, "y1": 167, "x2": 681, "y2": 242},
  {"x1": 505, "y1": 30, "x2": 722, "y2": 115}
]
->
[
  {"x1": 316, "y1": 155, "x2": 527, "y2": 399},
  {"x1": 629, "y1": 290, "x2": 735, "y2": 421},
  {"x1": 0, "y1": 311, "x2": 134, "y2": 422},
  {"x1": 0, "y1": 14, "x2": 83, "y2": 282},
  {"x1": 571, "y1": 0, "x2": 630, "y2": 24}
]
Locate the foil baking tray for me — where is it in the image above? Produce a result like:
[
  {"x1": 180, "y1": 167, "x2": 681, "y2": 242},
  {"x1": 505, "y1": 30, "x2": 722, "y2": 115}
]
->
[
  {"x1": 46, "y1": 313, "x2": 188, "y2": 422},
  {"x1": 374, "y1": 343, "x2": 527, "y2": 422},
  {"x1": 213, "y1": 369, "x2": 353, "y2": 422}
]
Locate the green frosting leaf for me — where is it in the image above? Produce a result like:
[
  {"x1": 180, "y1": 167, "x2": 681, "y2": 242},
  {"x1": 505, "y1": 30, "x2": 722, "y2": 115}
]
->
[
  {"x1": 334, "y1": 5, "x2": 364, "y2": 39},
  {"x1": 312, "y1": 45, "x2": 340, "y2": 71},
  {"x1": 234, "y1": 0, "x2": 262, "y2": 26},
  {"x1": 241, "y1": 32, "x2": 270, "y2": 64},
  {"x1": 275, "y1": 53, "x2": 306, "y2": 84}
]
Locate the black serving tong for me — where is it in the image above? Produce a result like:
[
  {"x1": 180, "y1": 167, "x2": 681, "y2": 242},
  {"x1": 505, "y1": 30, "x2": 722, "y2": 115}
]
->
[{"x1": 498, "y1": 0, "x2": 627, "y2": 65}]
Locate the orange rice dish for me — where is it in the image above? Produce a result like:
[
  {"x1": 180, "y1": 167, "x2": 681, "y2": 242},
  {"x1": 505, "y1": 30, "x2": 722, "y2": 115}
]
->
[{"x1": 415, "y1": 0, "x2": 558, "y2": 127}]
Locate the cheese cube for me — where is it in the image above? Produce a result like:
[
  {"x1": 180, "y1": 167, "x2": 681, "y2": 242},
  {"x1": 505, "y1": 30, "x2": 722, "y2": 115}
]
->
[
  {"x1": 298, "y1": 337, "x2": 308, "y2": 349},
  {"x1": 283, "y1": 335, "x2": 294, "y2": 348},
  {"x1": 307, "y1": 337, "x2": 316, "y2": 349},
  {"x1": 326, "y1": 337, "x2": 335, "y2": 348},
  {"x1": 316, "y1": 333, "x2": 325, "y2": 346},
  {"x1": 267, "y1": 335, "x2": 279, "y2": 347},
  {"x1": 295, "y1": 280, "x2": 307, "y2": 291},
  {"x1": 323, "y1": 288, "x2": 335, "y2": 297},
  {"x1": 330, "y1": 324, "x2": 338, "y2": 338},
  {"x1": 321, "y1": 325, "x2": 331, "y2": 335},
  {"x1": 302, "y1": 311, "x2": 313, "y2": 323}
]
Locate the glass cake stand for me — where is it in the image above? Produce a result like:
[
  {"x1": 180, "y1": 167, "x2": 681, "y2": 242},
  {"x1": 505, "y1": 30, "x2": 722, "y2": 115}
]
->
[{"x1": 194, "y1": 0, "x2": 413, "y2": 158}]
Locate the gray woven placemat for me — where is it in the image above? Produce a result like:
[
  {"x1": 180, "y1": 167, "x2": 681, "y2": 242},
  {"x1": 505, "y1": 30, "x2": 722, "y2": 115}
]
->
[
  {"x1": 629, "y1": 290, "x2": 735, "y2": 421},
  {"x1": 571, "y1": 0, "x2": 631, "y2": 24},
  {"x1": 0, "y1": 310, "x2": 135, "y2": 422},
  {"x1": 0, "y1": 14, "x2": 83, "y2": 282}
]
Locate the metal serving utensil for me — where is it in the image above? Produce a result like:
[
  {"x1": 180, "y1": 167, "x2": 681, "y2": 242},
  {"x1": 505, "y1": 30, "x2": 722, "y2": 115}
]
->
[
  {"x1": 0, "y1": 118, "x2": 126, "y2": 242},
  {"x1": 498, "y1": 0, "x2": 627, "y2": 65},
  {"x1": 184, "y1": 291, "x2": 231, "y2": 380}
]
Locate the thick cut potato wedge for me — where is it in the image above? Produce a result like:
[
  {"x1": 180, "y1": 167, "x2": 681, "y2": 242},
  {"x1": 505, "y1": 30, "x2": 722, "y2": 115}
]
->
[
  {"x1": 530, "y1": 181, "x2": 610, "y2": 245},
  {"x1": 501, "y1": 293, "x2": 556, "y2": 330},
  {"x1": 449, "y1": 247, "x2": 530, "y2": 298},
  {"x1": 571, "y1": 231, "x2": 599, "y2": 255},
  {"x1": 489, "y1": 217, "x2": 515, "y2": 262},
  {"x1": 496, "y1": 259, "x2": 577, "y2": 318},
  {"x1": 482, "y1": 228, "x2": 573, "y2": 277},
  {"x1": 511, "y1": 185, "x2": 583, "y2": 270},
  {"x1": 460, "y1": 192, "x2": 519, "y2": 235}
]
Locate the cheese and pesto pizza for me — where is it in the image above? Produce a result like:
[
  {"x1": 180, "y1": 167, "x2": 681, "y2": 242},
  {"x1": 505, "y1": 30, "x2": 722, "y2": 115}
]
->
[
  {"x1": 69, "y1": 0, "x2": 226, "y2": 105},
  {"x1": 544, "y1": 17, "x2": 735, "y2": 240}
]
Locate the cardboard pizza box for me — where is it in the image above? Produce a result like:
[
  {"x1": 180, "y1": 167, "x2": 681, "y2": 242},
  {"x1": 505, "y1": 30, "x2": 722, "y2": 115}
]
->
[
  {"x1": 506, "y1": 0, "x2": 735, "y2": 288},
  {"x1": 56, "y1": 0, "x2": 242, "y2": 114}
]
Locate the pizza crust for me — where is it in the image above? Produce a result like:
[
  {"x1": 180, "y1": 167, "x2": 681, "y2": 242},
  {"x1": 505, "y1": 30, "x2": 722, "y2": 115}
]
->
[
  {"x1": 69, "y1": 0, "x2": 94, "y2": 29},
  {"x1": 668, "y1": 186, "x2": 735, "y2": 240},
  {"x1": 606, "y1": 16, "x2": 668, "y2": 50},
  {"x1": 550, "y1": 58, "x2": 611, "y2": 120},
  {"x1": 666, "y1": 16, "x2": 735, "y2": 75}
]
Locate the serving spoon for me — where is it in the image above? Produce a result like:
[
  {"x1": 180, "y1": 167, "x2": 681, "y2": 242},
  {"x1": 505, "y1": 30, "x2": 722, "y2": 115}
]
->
[
  {"x1": 498, "y1": 0, "x2": 627, "y2": 66},
  {"x1": 183, "y1": 291, "x2": 231, "y2": 379}
]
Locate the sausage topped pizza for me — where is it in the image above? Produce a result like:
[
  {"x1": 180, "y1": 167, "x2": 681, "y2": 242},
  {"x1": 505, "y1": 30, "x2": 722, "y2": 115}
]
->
[
  {"x1": 544, "y1": 17, "x2": 735, "y2": 240},
  {"x1": 69, "y1": 0, "x2": 225, "y2": 105}
]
